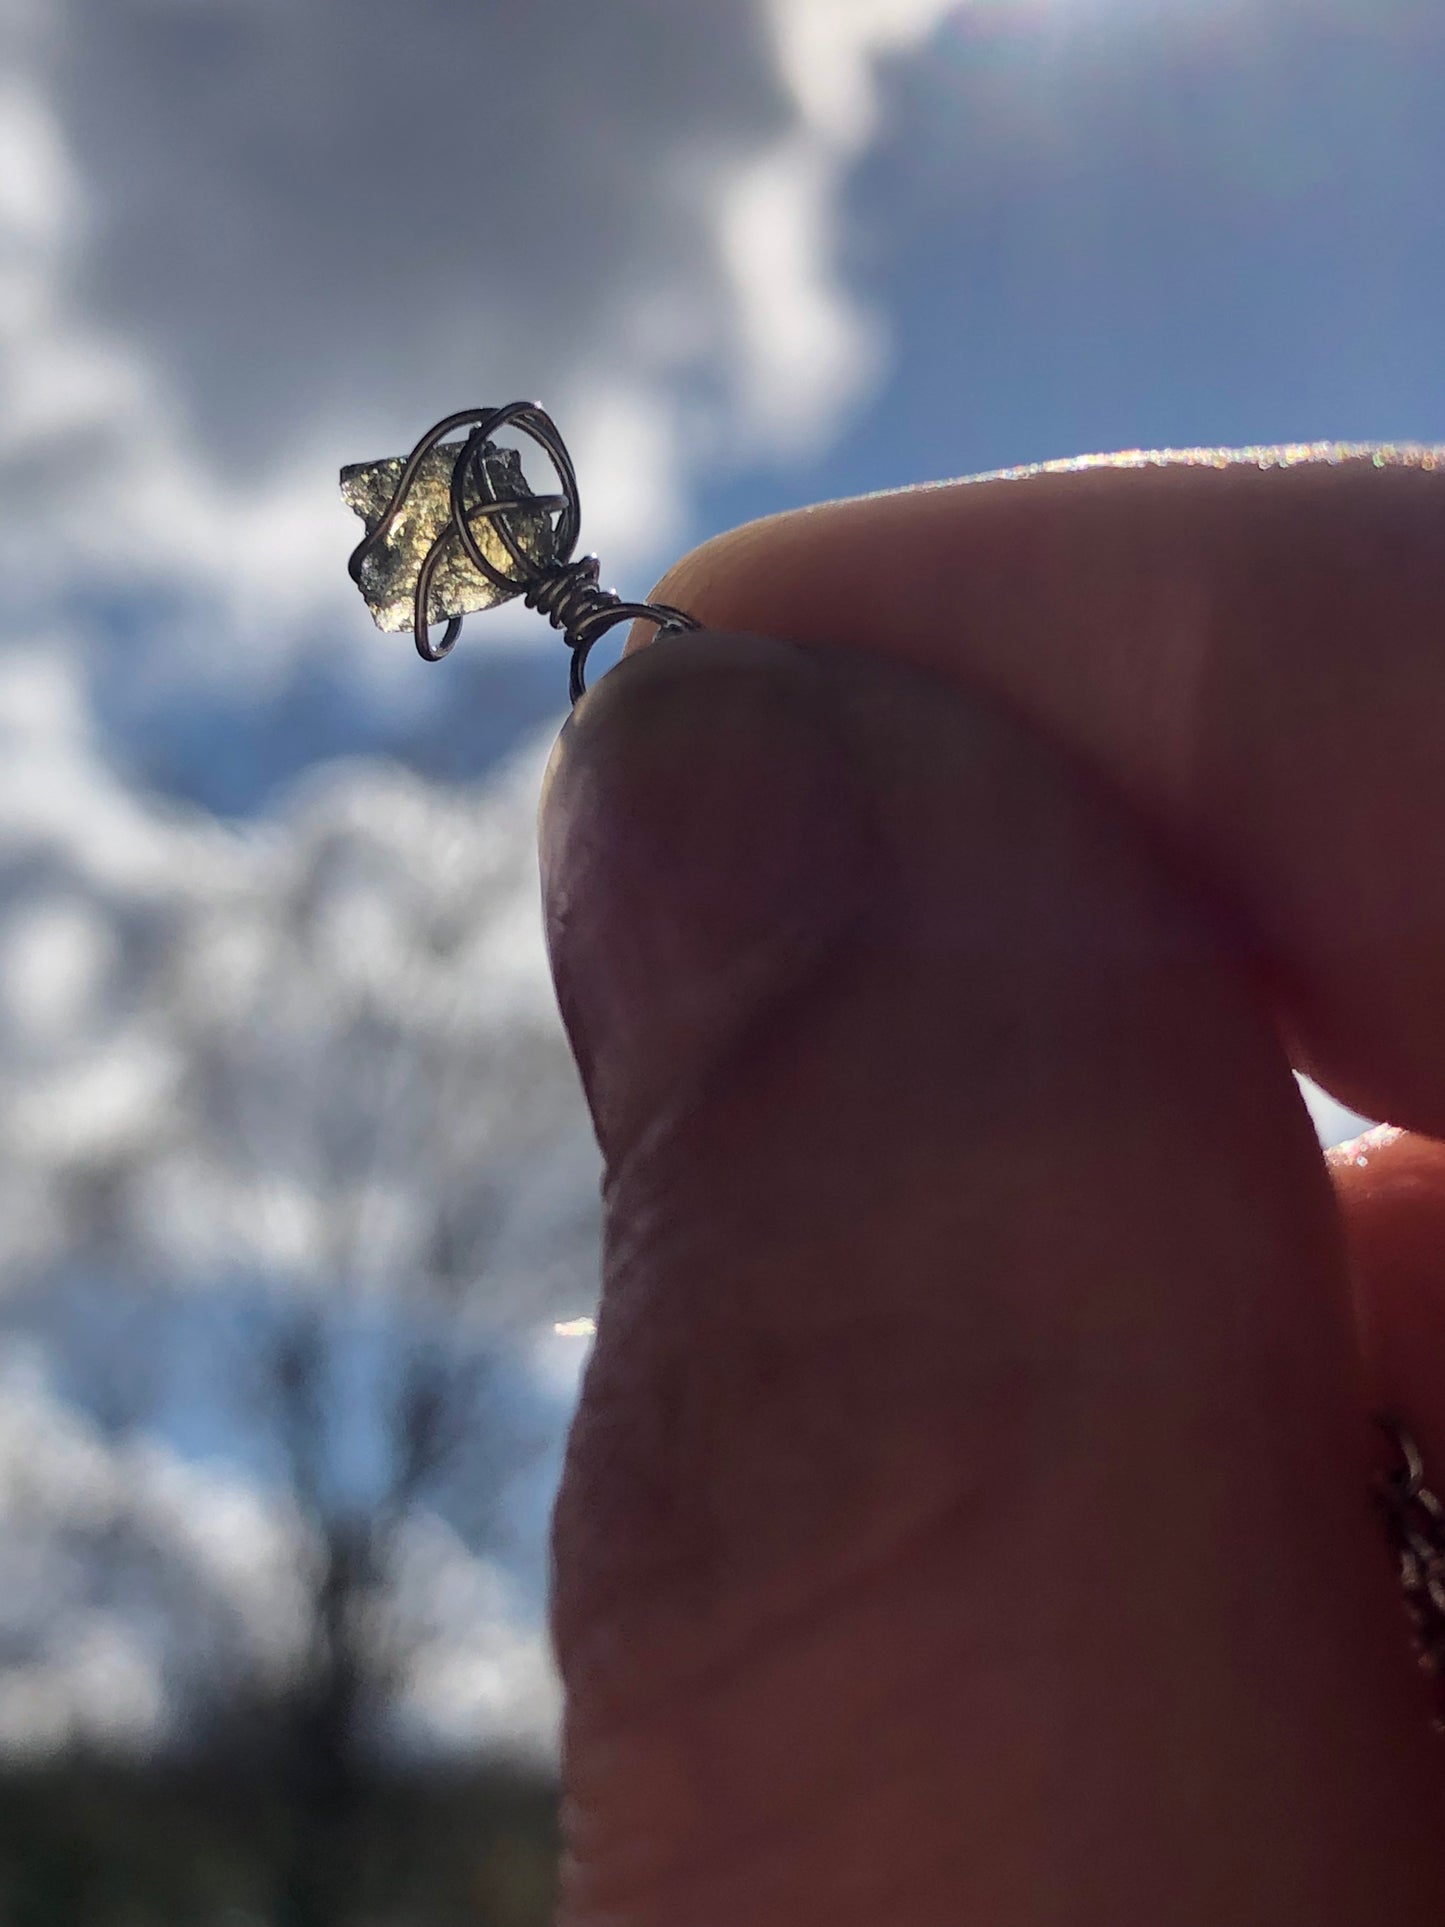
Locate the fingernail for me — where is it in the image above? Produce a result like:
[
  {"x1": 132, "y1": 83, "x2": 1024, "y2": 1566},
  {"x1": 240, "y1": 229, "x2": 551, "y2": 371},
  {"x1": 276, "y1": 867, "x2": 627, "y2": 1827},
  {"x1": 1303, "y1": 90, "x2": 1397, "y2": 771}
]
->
[{"x1": 539, "y1": 632, "x2": 876, "y2": 1154}]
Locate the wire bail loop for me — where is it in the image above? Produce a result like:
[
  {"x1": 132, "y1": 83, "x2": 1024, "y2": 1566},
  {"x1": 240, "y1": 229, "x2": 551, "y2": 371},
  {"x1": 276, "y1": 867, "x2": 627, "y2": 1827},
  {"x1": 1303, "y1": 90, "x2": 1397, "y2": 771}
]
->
[{"x1": 344, "y1": 401, "x2": 698, "y2": 703}]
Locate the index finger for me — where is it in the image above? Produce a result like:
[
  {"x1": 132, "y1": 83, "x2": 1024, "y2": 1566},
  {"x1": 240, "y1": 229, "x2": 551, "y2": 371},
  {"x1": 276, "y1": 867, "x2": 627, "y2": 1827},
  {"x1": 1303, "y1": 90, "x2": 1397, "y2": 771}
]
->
[{"x1": 639, "y1": 447, "x2": 1445, "y2": 1133}]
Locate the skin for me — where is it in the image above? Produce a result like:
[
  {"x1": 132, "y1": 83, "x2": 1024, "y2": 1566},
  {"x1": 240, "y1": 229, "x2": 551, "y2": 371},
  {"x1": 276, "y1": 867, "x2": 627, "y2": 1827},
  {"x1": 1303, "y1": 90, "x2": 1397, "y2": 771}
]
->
[{"x1": 537, "y1": 447, "x2": 1445, "y2": 1925}]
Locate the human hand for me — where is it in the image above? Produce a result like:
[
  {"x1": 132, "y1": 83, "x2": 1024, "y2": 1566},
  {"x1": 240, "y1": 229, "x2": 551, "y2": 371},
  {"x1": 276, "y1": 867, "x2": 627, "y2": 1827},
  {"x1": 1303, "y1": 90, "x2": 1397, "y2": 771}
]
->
[{"x1": 538, "y1": 449, "x2": 1445, "y2": 1925}]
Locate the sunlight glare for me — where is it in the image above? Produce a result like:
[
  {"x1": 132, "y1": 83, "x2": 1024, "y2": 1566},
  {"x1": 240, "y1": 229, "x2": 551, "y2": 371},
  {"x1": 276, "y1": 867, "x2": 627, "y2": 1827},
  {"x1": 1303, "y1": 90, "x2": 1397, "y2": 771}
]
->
[{"x1": 553, "y1": 1317, "x2": 597, "y2": 1338}]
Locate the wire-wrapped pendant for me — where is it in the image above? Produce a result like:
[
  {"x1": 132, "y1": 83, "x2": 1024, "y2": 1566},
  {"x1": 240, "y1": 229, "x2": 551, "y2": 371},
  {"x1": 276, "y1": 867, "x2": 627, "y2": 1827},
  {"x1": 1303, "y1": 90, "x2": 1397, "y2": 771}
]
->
[{"x1": 342, "y1": 401, "x2": 697, "y2": 704}]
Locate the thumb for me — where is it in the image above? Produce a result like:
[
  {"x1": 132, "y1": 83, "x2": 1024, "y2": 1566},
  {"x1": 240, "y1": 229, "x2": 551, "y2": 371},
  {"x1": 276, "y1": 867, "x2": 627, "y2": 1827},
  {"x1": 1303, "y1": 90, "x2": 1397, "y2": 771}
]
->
[
  {"x1": 539, "y1": 631, "x2": 877, "y2": 1165},
  {"x1": 540, "y1": 632, "x2": 1445, "y2": 1927}
]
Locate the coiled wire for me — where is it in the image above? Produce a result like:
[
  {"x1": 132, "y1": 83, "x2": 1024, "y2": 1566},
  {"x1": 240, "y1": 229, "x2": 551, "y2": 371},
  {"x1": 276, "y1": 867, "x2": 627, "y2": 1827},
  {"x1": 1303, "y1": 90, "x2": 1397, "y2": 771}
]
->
[{"x1": 347, "y1": 401, "x2": 697, "y2": 703}]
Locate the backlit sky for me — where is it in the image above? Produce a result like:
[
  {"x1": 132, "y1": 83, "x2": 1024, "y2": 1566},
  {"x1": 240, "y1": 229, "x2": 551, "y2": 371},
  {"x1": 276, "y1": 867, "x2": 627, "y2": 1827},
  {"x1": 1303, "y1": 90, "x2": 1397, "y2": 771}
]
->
[
  {"x1": 7, "y1": 0, "x2": 1443, "y2": 811},
  {"x1": 706, "y1": 0, "x2": 1445, "y2": 520},
  {"x1": 0, "y1": 0, "x2": 1435, "y2": 1754}
]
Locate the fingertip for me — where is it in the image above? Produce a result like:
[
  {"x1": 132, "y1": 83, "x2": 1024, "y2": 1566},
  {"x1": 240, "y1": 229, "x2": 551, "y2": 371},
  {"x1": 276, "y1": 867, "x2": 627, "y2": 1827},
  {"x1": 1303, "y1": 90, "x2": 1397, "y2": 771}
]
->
[
  {"x1": 539, "y1": 629, "x2": 879, "y2": 1158},
  {"x1": 1332, "y1": 1129, "x2": 1445, "y2": 1480}
]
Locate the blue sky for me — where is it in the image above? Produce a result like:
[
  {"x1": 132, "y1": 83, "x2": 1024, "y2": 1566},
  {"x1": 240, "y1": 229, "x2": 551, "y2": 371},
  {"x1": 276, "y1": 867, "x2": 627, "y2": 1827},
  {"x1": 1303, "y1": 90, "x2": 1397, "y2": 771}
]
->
[
  {"x1": 703, "y1": 2, "x2": 1445, "y2": 530},
  {"x1": 0, "y1": 0, "x2": 1431, "y2": 1757}
]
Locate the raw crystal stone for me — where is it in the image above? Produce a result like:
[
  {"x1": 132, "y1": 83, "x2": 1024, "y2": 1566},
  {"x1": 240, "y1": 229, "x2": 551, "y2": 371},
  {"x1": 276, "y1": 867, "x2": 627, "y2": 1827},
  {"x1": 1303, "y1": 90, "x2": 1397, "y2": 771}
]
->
[{"x1": 340, "y1": 440, "x2": 555, "y2": 634}]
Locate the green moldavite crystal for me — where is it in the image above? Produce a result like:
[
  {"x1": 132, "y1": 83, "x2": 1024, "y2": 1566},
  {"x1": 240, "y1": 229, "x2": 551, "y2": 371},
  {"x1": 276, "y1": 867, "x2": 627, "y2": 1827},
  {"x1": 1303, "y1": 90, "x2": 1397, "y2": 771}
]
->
[{"x1": 340, "y1": 440, "x2": 556, "y2": 634}]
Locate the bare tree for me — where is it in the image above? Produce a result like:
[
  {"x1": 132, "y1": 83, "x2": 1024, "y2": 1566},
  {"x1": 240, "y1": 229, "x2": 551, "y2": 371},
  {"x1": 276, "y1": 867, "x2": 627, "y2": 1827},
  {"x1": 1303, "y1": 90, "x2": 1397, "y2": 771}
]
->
[
  {"x1": 164, "y1": 760, "x2": 587, "y2": 1919},
  {"x1": 0, "y1": 749, "x2": 594, "y2": 1917}
]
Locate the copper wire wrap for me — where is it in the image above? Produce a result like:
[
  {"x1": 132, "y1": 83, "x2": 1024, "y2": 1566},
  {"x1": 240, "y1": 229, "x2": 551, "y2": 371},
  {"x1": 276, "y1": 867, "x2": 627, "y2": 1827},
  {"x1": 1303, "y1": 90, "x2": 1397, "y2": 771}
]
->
[{"x1": 346, "y1": 401, "x2": 698, "y2": 703}]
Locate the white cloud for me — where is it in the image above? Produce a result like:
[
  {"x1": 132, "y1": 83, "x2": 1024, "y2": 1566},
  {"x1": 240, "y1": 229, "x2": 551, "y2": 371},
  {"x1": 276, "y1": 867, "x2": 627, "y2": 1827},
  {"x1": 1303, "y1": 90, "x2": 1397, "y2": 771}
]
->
[
  {"x1": 0, "y1": 0, "x2": 969, "y2": 712},
  {"x1": 1, "y1": 894, "x2": 116, "y2": 1047},
  {"x1": 0, "y1": 1618, "x2": 166, "y2": 1759},
  {"x1": 711, "y1": 0, "x2": 968, "y2": 446},
  {"x1": 768, "y1": 0, "x2": 964, "y2": 147},
  {"x1": 717, "y1": 135, "x2": 882, "y2": 451},
  {"x1": 381, "y1": 1509, "x2": 561, "y2": 1763},
  {"x1": 0, "y1": 76, "x2": 77, "y2": 245},
  {"x1": 0, "y1": 668, "x2": 602, "y2": 1322}
]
